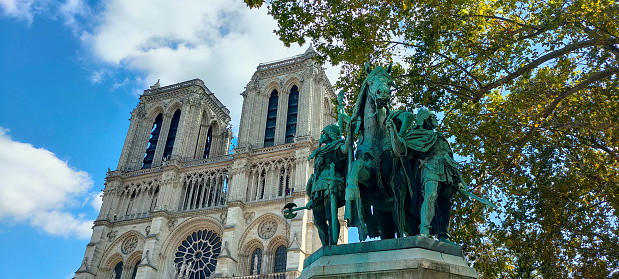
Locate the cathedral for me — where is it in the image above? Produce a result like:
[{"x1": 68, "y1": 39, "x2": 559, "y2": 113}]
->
[{"x1": 75, "y1": 47, "x2": 347, "y2": 279}]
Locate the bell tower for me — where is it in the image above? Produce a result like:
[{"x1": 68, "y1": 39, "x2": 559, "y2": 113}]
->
[
  {"x1": 117, "y1": 79, "x2": 232, "y2": 172},
  {"x1": 217, "y1": 46, "x2": 343, "y2": 277},
  {"x1": 75, "y1": 48, "x2": 342, "y2": 279}
]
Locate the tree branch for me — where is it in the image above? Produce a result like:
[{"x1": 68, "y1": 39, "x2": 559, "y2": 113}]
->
[
  {"x1": 387, "y1": 40, "x2": 483, "y2": 88},
  {"x1": 474, "y1": 39, "x2": 619, "y2": 101},
  {"x1": 503, "y1": 67, "x2": 619, "y2": 168},
  {"x1": 540, "y1": 67, "x2": 619, "y2": 118},
  {"x1": 468, "y1": 14, "x2": 542, "y2": 30}
]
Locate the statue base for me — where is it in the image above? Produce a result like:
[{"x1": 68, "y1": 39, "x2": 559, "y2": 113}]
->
[{"x1": 299, "y1": 236, "x2": 478, "y2": 279}]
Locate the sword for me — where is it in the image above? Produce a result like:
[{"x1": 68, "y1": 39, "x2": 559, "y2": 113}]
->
[{"x1": 458, "y1": 182, "x2": 497, "y2": 208}]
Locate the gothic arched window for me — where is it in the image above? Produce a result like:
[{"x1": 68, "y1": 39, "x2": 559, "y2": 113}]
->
[
  {"x1": 274, "y1": 245, "x2": 287, "y2": 273},
  {"x1": 203, "y1": 126, "x2": 213, "y2": 158},
  {"x1": 264, "y1": 90, "x2": 278, "y2": 147},
  {"x1": 163, "y1": 109, "x2": 181, "y2": 160},
  {"x1": 142, "y1": 113, "x2": 163, "y2": 169},
  {"x1": 285, "y1": 85, "x2": 299, "y2": 143},
  {"x1": 258, "y1": 169, "x2": 266, "y2": 200},
  {"x1": 113, "y1": 262, "x2": 123, "y2": 279},
  {"x1": 250, "y1": 248, "x2": 262, "y2": 275},
  {"x1": 173, "y1": 229, "x2": 221, "y2": 279},
  {"x1": 131, "y1": 260, "x2": 141, "y2": 279},
  {"x1": 149, "y1": 186, "x2": 159, "y2": 212},
  {"x1": 278, "y1": 167, "x2": 291, "y2": 197}
]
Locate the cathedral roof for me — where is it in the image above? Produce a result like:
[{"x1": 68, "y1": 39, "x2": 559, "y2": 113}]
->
[
  {"x1": 256, "y1": 45, "x2": 316, "y2": 72},
  {"x1": 141, "y1": 78, "x2": 230, "y2": 115}
]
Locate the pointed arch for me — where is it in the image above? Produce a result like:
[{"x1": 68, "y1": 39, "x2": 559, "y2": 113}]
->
[
  {"x1": 142, "y1": 113, "x2": 163, "y2": 169},
  {"x1": 162, "y1": 109, "x2": 181, "y2": 160},
  {"x1": 285, "y1": 84, "x2": 299, "y2": 143},
  {"x1": 205, "y1": 120, "x2": 220, "y2": 158},
  {"x1": 194, "y1": 111, "x2": 216, "y2": 159},
  {"x1": 264, "y1": 90, "x2": 278, "y2": 147}
]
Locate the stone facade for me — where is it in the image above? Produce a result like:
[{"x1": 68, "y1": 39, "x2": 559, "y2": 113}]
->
[{"x1": 75, "y1": 48, "x2": 346, "y2": 279}]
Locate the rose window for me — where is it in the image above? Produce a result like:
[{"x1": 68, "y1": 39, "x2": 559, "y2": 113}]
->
[
  {"x1": 258, "y1": 220, "x2": 277, "y2": 239},
  {"x1": 173, "y1": 229, "x2": 221, "y2": 279},
  {"x1": 121, "y1": 235, "x2": 138, "y2": 254}
]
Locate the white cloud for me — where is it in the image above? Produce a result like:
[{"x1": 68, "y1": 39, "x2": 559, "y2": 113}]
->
[
  {"x1": 30, "y1": 210, "x2": 93, "y2": 239},
  {"x1": 84, "y1": 0, "x2": 341, "y2": 130},
  {"x1": 0, "y1": 0, "x2": 39, "y2": 22},
  {"x1": 0, "y1": 0, "x2": 89, "y2": 33},
  {"x1": 3, "y1": 0, "x2": 342, "y2": 129},
  {"x1": 0, "y1": 128, "x2": 94, "y2": 239},
  {"x1": 90, "y1": 191, "x2": 103, "y2": 212},
  {"x1": 58, "y1": 0, "x2": 90, "y2": 36}
]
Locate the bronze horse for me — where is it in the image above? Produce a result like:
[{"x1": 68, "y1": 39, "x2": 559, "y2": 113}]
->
[{"x1": 344, "y1": 64, "x2": 420, "y2": 240}]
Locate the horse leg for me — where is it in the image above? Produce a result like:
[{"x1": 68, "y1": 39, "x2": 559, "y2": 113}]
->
[{"x1": 346, "y1": 159, "x2": 372, "y2": 239}]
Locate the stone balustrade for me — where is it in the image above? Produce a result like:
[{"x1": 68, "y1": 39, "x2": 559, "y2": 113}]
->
[{"x1": 213, "y1": 271, "x2": 301, "y2": 279}]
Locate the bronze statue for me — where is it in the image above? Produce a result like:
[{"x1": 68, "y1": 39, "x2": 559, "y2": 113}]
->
[
  {"x1": 307, "y1": 124, "x2": 348, "y2": 246},
  {"x1": 284, "y1": 63, "x2": 495, "y2": 246},
  {"x1": 283, "y1": 124, "x2": 348, "y2": 246}
]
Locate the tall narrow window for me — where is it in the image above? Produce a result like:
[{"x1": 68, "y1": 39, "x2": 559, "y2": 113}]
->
[
  {"x1": 131, "y1": 260, "x2": 141, "y2": 279},
  {"x1": 250, "y1": 248, "x2": 262, "y2": 275},
  {"x1": 203, "y1": 126, "x2": 213, "y2": 158},
  {"x1": 113, "y1": 262, "x2": 123, "y2": 279},
  {"x1": 142, "y1": 114, "x2": 163, "y2": 169},
  {"x1": 149, "y1": 186, "x2": 159, "y2": 212},
  {"x1": 258, "y1": 169, "x2": 266, "y2": 200},
  {"x1": 264, "y1": 90, "x2": 278, "y2": 147},
  {"x1": 285, "y1": 86, "x2": 299, "y2": 143},
  {"x1": 163, "y1": 109, "x2": 181, "y2": 160},
  {"x1": 274, "y1": 245, "x2": 287, "y2": 273}
]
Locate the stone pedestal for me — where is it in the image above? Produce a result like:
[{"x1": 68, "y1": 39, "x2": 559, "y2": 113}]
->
[{"x1": 299, "y1": 236, "x2": 478, "y2": 279}]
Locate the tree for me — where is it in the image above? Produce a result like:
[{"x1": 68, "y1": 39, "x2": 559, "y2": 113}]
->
[{"x1": 247, "y1": 0, "x2": 619, "y2": 278}]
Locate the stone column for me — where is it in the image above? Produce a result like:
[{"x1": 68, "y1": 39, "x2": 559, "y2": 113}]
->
[
  {"x1": 135, "y1": 216, "x2": 167, "y2": 279},
  {"x1": 74, "y1": 224, "x2": 108, "y2": 279},
  {"x1": 152, "y1": 113, "x2": 173, "y2": 167},
  {"x1": 157, "y1": 166, "x2": 180, "y2": 212},
  {"x1": 213, "y1": 203, "x2": 246, "y2": 277},
  {"x1": 117, "y1": 108, "x2": 140, "y2": 171},
  {"x1": 177, "y1": 96, "x2": 201, "y2": 159},
  {"x1": 227, "y1": 157, "x2": 249, "y2": 202}
]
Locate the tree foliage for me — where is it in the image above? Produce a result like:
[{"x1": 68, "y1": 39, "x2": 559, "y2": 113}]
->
[{"x1": 247, "y1": 0, "x2": 619, "y2": 277}]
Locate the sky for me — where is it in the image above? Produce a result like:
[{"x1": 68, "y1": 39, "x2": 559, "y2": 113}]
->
[{"x1": 0, "y1": 1, "x2": 341, "y2": 278}]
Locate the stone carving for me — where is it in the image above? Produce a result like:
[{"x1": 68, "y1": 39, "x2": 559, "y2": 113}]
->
[
  {"x1": 107, "y1": 230, "x2": 118, "y2": 242},
  {"x1": 243, "y1": 212, "x2": 255, "y2": 224},
  {"x1": 145, "y1": 225, "x2": 151, "y2": 235},
  {"x1": 150, "y1": 79, "x2": 160, "y2": 89},
  {"x1": 121, "y1": 235, "x2": 138, "y2": 254},
  {"x1": 257, "y1": 220, "x2": 278, "y2": 239},
  {"x1": 168, "y1": 218, "x2": 177, "y2": 230},
  {"x1": 220, "y1": 212, "x2": 228, "y2": 225}
]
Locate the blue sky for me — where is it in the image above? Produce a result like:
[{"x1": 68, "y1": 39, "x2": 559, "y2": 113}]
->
[{"x1": 0, "y1": 1, "x2": 340, "y2": 278}]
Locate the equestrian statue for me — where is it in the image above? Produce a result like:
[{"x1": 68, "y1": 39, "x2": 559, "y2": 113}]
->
[{"x1": 283, "y1": 63, "x2": 495, "y2": 247}]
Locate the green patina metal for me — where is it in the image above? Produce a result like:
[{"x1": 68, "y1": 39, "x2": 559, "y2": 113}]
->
[{"x1": 284, "y1": 63, "x2": 495, "y2": 247}]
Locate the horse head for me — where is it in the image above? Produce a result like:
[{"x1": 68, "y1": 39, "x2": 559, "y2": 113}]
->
[{"x1": 363, "y1": 63, "x2": 395, "y2": 109}]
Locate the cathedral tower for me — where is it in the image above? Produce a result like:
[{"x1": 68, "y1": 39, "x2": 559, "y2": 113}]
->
[{"x1": 75, "y1": 48, "x2": 343, "y2": 279}]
